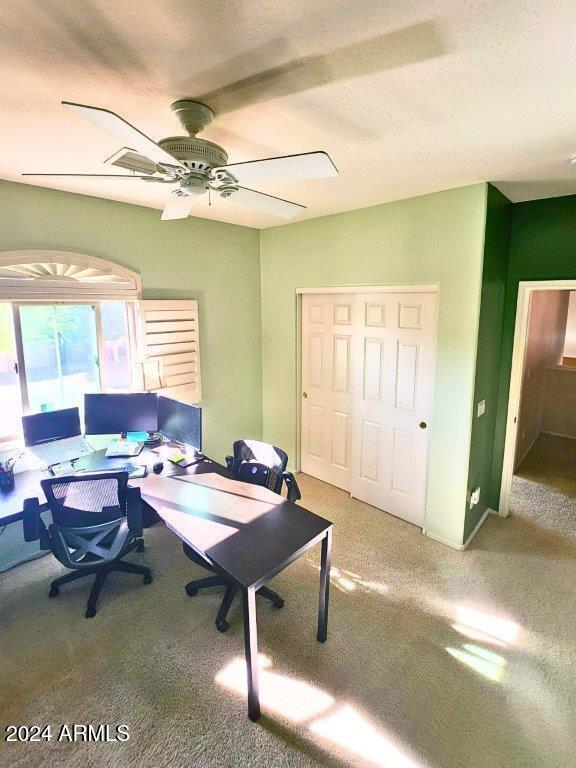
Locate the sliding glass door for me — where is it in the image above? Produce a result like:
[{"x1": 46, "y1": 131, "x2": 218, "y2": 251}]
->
[
  {"x1": 15, "y1": 304, "x2": 101, "y2": 414},
  {"x1": 0, "y1": 301, "x2": 132, "y2": 440}
]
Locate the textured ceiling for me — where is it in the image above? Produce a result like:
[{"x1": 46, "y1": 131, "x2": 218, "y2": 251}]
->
[{"x1": 1, "y1": 0, "x2": 575, "y2": 228}]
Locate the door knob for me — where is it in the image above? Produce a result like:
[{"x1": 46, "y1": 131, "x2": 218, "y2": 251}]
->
[
  {"x1": 302, "y1": 392, "x2": 308, "y2": 399},
  {"x1": 419, "y1": 421, "x2": 427, "y2": 429}
]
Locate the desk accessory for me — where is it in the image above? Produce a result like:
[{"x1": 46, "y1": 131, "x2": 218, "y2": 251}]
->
[{"x1": 0, "y1": 454, "x2": 22, "y2": 490}]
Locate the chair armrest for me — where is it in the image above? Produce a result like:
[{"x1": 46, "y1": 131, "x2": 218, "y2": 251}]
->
[
  {"x1": 282, "y1": 471, "x2": 302, "y2": 503},
  {"x1": 22, "y1": 497, "x2": 50, "y2": 549},
  {"x1": 22, "y1": 497, "x2": 41, "y2": 542},
  {"x1": 126, "y1": 485, "x2": 143, "y2": 537},
  {"x1": 225, "y1": 455, "x2": 234, "y2": 471}
]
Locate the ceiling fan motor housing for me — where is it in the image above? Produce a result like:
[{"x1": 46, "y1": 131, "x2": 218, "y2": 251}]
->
[{"x1": 158, "y1": 136, "x2": 228, "y2": 173}]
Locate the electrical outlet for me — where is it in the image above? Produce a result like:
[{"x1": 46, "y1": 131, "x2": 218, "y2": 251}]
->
[
  {"x1": 469, "y1": 487, "x2": 481, "y2": 509},
  {"x1": 477, "y1": 399, "x2": 486, "y2": 417}
]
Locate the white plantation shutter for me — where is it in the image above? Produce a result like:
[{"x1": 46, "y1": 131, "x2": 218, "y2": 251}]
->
[{"x1": 136, "y1": 300, "x2": 201, "y2": 403}]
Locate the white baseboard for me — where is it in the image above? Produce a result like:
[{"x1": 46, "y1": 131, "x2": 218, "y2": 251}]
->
[
  {"x1": 422, "y1": 529, "x2": 466, "y2": 550},
  {"x1": 423, "y1": 507, "x2": 495, "y2": 551}
]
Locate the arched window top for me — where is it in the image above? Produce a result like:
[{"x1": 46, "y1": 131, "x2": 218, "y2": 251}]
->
[{"x1": 0, "y1": 250, "x2": 141, "y2": 299}]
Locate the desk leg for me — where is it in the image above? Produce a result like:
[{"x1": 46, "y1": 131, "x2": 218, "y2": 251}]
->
[
  {"x1": 242, "y1": 586, "x2": 260, "y2": 721},
  {"x1": 317, "y1": 527, "x2": 332, "y2": 642}
]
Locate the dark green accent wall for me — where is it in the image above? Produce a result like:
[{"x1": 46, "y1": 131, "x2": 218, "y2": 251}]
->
[
  {"x1": 465, "y1": 185, "x2": 512, "y2": 540},
  {"x1": 491, "y1": 194, "x2": 576, "y2": 506}
]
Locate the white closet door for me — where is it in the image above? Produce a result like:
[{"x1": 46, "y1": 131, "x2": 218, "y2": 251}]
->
[
  {"x1": 350, "y1": 292, "x2": 437, "y2": 525},
  {"x1": 301, "y1": 294, "x2": 354, "y2": 490}
]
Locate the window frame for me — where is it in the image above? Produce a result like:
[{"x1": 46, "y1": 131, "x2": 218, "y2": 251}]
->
[{"x1": 0, "y1": 250, "x2": 141, "y2": 301}]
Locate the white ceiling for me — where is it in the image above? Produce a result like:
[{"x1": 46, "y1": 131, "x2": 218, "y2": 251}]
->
[{"x1": 1, "y1": 0, "x2": 576, "y2": 229}]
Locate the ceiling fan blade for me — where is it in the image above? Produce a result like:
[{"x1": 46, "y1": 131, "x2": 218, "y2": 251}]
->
[
  {"x1": 215, "y1": 151, "x2": 337, "y2": 186},
  {"x1": 197, "y1": 21, "x2": 447, "y2": 115},
  {"x1": 161, "y1": 193, "x2": 194, "y2": 221},
  {"x1": 62, "y1": 101, "x2": 178, "y2": 166},
  {"x1": 22, "y1": 173, "x2": 159, "y2": 179},
  {"x1": 104, "y1": 147, "x2": 158, "y2": 175},
  {"x1": 227, "y1": 187, "x2": 305, "y2": 219}
]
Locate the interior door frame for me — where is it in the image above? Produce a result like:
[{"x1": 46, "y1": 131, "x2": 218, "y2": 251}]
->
[
  {"x1": 499, "y1": 279, "x2": 576, "y2": 516},
  {"x1": 295, "y1": 284, "x2": 439, "y2": 516}
]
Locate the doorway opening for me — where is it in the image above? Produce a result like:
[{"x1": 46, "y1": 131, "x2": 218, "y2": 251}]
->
[{"x1": 500, "y1": 281, "x2": 576, "y2": 537}]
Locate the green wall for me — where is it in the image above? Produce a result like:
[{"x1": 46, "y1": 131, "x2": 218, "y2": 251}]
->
[
  {"x1": 491, "y1": 193, "x2": 576, "y2": 504},
  {"x1": 260, "y1": 184, "x2": 488, "y2": 547},
  {"x1": 464, "y1": 185, "x2": 512, "y2": 540},
  {"x1": 0, "y1": 180, "x2": 262, "y2": 462}
]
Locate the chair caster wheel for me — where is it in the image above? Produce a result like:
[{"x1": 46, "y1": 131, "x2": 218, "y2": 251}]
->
[
  {"x1": 48, "y1": 586, "x2": 59, "y2": 597},
  {"x1": 185, "y1": 584, "x2": 198, "y2": 597},
  {"x1": 273, "y1": 598, "x2": 284, "y2": 609},
  {"x1": 216, "y1": 620, "x2": 229, "y2": 633},
  {"x1": 85, "y1": 606, "x2": 97, "y2": 618},
  {"x1": 143, "y1": 574, "x2": 152, "y2": 585}
]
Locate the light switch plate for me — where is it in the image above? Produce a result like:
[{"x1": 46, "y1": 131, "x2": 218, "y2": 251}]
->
[{"x1": 477, "y1": 399, "x2": 486, "y2": 417}]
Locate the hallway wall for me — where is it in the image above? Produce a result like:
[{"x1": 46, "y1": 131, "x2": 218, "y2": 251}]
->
[
  {"x1": 562, "y1": 291, "x2": 576, "y2": 362},
  {"x1": 542, "y1": 367, "x2": 576, "y2": 438},
  {"x1": 515, "y1": 290, "x2": 569, "y2": 466}
]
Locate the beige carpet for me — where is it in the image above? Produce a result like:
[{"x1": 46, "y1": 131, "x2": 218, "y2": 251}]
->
[
  {"x1": 1, "y1": 472, "x2": 575, "y2": 768},
  {"x1": 512, "y1": 433, "x2": 576, "y2": 539}
]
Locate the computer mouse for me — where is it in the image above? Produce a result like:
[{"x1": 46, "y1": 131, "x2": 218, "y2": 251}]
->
[{"x1": 152, "y1": 461, "x2": 164, "y2": 475}]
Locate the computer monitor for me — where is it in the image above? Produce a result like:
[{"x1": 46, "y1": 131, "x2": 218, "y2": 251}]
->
[
  {"x1": 157, "y1": 396, "x2": 202, "y2": 451},
  {"x1": 22, "y1": 407, "x2": 82, "y2": 447},
  {"x1": 84, "y1": 393, "x2": 158, "y2": 436}
]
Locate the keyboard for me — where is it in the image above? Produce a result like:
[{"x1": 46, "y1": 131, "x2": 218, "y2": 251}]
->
[
  {"x1": 105, "y1": 440, "x2": 144, "y2": 458},
  {"x1": 75, "y1": 464, "x2": 147, "y2": 479},
  {"x1": 30, "y1": 435, "x2": 93, "y2": 467}
]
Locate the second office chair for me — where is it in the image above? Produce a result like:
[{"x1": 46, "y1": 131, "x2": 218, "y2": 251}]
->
[{"x1": 183, "y1": 439, "x2": 301, "y2": 632}]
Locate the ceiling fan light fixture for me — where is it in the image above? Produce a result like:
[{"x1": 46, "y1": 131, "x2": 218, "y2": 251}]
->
[{"x1": 179, "y1": 175, "x2": 209, "y2": 196}]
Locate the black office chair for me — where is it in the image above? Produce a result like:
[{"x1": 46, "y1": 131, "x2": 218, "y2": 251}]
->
[
  {"x1": 183, "y1": 439, "x2": 301, "y2": 632},
  {"x1": 23, "y1": 472, "x2": 152, "y2": 619}
]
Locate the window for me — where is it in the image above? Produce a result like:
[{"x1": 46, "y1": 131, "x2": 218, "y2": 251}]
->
[
  {"x1": 100, "y1": 301, "x2": 131, "y2": 392},
  {"x1": 19, "y1": 303, "x2": 101, "y2": 413},
  {"x1": 0, "y1": 300, "x2": 133, "y2": 444}
]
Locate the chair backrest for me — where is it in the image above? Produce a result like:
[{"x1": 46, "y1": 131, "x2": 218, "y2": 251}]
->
[
  {"x1": 40, "y1": 472, "x2": 130, "y2": 569},
  {"x1": 230, "y1": 439, "x2": 288, "y2": 495},
  {"x1": 41, "y1": 472, "x2": 128, "y2": 527}
]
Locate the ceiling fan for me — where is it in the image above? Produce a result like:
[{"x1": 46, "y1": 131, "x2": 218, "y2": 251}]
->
[{"x1": 23, "y1": 100, "x2": 338, "y2": 221}]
